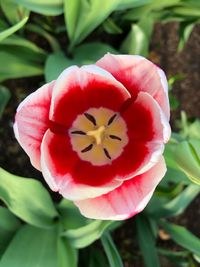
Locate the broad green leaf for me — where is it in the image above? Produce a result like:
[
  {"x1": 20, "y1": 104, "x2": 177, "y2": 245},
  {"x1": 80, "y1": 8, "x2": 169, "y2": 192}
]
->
[
  {"x1": 62, "y1": 220, "x2": 113, "y2": 248},
  {"x1": 0, "y1": 225, "x2": 58, "y2": 267},
  {"x1": 164, "y1": 139, "x2": 180, "y2": 170},
  {"x1": 0, "y1": 86, "x2": 11, "y2": 118},
  {"x1": 0, "y1": 207, "x2": 20, "y2": 256},
  {"x1": 161, "y1": 221, "x2": 200, "y2": 258},
  {"x1": 0, "y1": 16, "x2": 29, "y2": 42},
  {"x1": 0, "y1": 167, "x2": 58, "y2": 228},
  {"x1": 74, "y1": 42, "x2": 118, "y2": 63},
  {"x1": 136, "y1": 216, "x2": 160, "y2": 267},
  {"x1": 146, "y1": 184, "x2": 200, "y2": 218},
  {"x1": 101, "y1": 233, "x2": 124, "y2": 267},
  {"x1": 175, "y1": 140, "x2": 200, "y2": 185},
  {"x1": 64, "y1": 0, "x2": 119, "y2": 48},
  {"x1": 0, "y1": 51, "x2": 43, "y2": 81},
  {"x1": 117, "y1": 0, "x2": 152, "y2": 10},
  {"x1": 58, "y1": 199, "x2": 90, "y2": 230},
  {"x1": 120, "y1": 16, "x2": 153, "y2": 57},
  {"x1": 45, "y1": 52, "x2": 73, "y2": 82},
  {"x1": 57, "y1": 237, "x2": 78, "y2": 267},
  {"x1": 0, "y1": 0, "x2": 28, "y2": 25},
  {"x1": 173, "y1": 6, "x2": 200, "y2": 17},
  {"x1": 15, "y1": 0, "x2": 63, "y2": 15}
]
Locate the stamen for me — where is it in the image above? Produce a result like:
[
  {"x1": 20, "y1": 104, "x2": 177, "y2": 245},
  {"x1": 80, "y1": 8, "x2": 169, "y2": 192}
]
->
[
  {"x1": 107, "y1": 113, "x2": 117, "y2": 125},
  {"x1": 71, "y1": 130, "x2": 86, "y2": 135},
  {"x1": 104, "y1": 148, "x2": 111, "y2": 159},
  {"x1": 81, "y1": 144, "x2": 93, "y2": 153},
  {"x1": 109, "y1": 135, "x2": 122, "y2": 141},
  {"x1": 84, "y1": 113, "x2": 96, "y2": 126}
]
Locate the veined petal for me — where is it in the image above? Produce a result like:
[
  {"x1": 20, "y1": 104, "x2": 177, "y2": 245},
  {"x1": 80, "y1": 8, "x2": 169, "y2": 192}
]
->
[
  {"x1": 50, "y1": 65, "x2": 130, "y2": 128},
  {"x1": 75, "y1": 157, "x2": 166, "y2": 220},
  {"x1": 13, "y1": 81, "x2": 55, "y2": 170},
  {"x1": 96, "y1": 54, "x2": 170, "y2": 120}
]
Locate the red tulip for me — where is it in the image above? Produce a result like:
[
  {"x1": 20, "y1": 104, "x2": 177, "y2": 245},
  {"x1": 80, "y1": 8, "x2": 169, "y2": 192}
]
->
[{"x1": 14, "y1": 54, "x2": 171, "y2": 220}]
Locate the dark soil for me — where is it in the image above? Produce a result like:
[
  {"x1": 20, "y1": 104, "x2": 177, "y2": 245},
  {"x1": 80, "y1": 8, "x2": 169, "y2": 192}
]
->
[{"x1": 0, "y1": 21, "x2": 200, "y2": 267}]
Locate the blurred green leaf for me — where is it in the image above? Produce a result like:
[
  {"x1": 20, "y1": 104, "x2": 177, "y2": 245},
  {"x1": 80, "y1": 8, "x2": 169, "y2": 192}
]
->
[
  {"x1": 164, "y1": 139, "x2": 180, "y2": 170},
  {"x1": 161, "y1": 221, "x2": 200, "y2": 258},
  {"x1": 175, "y1": 140, "x2": 200, "y2": 185},
  {"x1": 62, "y1": 220, "x2": 113, "y2": 248},
  {"x1": 89, "y1": 248, "x2": 109, "y2": 267},
  {"x1": 117, "y1": 0, "x2": 152, "y2": 10},
  {"x1": 158, "y1": 248, "x2": 189, "y2": 267},
  {"x1": 45, "y1": 52, "x2": 73, "y2": 82},
  {"x1": 103, "y1": 18, "x2": 122, "y2": 34},
  {"x1": 136, "y1": 216, "x2": 160, "y2": 267},
  {"x1": 0, "y1": 0, "x2": 29, "y2": 25},
  {"x1": 15, "y1": 0, "x2": 63, "y2": 15},
  {"x1": 178, "y1": 21, "x2": 195, "y2": 51},
  {"x1": 0, "y1": 207, "x2": 21, "y2": 256},
  {"x1": 146, "y1": 184, "x2": 200, "y2": 218},
  {"x1": 0, "y1": 51, "x2": 43, "y2": 81},
  {"x1": 0, "y1": 225, "x2": 58, "y2": 267},
  {"x1": 58, "y1": 199, "x2": 90, "y2": 230},
  {"x1": 173, "y1": 6, "x2": 200, "y2": 17},
  {"x1": 120, "y1": 15, "x2": 153, "y2": 56},
  {"x1": 64, "y1": 0, "x2": 119, "y2": 48},
  {"x1": 0, "y1": 167, "x2": 58, "y2": 228},
  {"x1": 0, "y1": 16, "x2": 29, "y2": 42},
  {"x1": 161, "y1": 168, "x2": 190, "y2": 187},
  {"x1": 101, "y1": 233, "x2": 124, "y2": 267},
  {"x1": 57, "y1": 237, "x2": 78, "y2": 267},
  {"x1": 0, "y1": 86, "x2": 11, "y2": 118}
]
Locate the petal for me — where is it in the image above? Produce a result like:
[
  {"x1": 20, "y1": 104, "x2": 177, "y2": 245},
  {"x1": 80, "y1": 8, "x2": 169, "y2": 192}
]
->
[
  {"x1": 96, "y1": 54, "x2": 170, "y2": 120},
  {"x1": 13, "y1": 81, "x2": 55, "y2": 170},
  {"x1": 50, "y1": 65, "x2": 130, "y2": 128},
  {"x1": 75, "y1": 156, "x2": 166, "y2": 220},
  {"x1": 41, "y1": 129, "x2": 123, "y2": 200}
]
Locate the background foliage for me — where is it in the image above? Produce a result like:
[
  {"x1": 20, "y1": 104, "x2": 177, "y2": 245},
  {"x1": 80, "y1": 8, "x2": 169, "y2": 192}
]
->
[{"x1": 0, "y1": 0, "x2": 200, "y2": 266}]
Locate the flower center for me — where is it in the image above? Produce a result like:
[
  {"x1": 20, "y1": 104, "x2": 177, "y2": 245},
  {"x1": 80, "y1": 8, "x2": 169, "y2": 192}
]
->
[{"x1": 69, "y1": 107, "x2": 128, "y2": 166}]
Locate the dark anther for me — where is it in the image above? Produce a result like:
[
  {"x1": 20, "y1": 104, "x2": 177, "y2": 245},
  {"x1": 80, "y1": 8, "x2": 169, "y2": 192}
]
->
[
  {"x1": 84, "y1": 113, "x2": 96, "y2": 126},
  {"x1": 104, "y1": 148, "x2": 111, "y2": 159},
  {"x1": 81, "y1": 144, "x2": 93, "y2": 153},
  {"x1": 109, "y1": 135, "x2": 122, "y2": 141},
  {"x1": 107, "y1": 113, "x2": 117, "y2": 125},
  {"x1": 71, "y1": 130, "x2": 86, "y2": 135}
]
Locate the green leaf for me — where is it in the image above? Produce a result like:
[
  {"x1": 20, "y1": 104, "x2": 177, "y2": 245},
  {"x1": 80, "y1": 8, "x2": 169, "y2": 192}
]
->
[
  {"x1": 101, "y1": 233, "x2": 124, "y2": 267},
  {"x1": 0, "y1": 16, "x2": 29, "y2": 42},
  {"x1": 45, "y1": 52, "x2": 74, "y2": 82},
  {"x1": 161, "y1": 221, "x2": 200, "y2": 258},
  {"x1": 64, "y1": 0, "x2": 119, "y2": 48},
  {"x1": 161, "y1": 168, "x2": 190, "y2": 187},
  {"x1": 0, "y1": 225, "x2": 58, "y2": 267},
  {"x1": 0, "y1": 51, "x2": 43, "y2": 81},
  {"x1": 0, "y1": 86, "x2": 11, "y2": 118},
  {"x1": 136, "y1": 216, "x2": 160, "y2": 267},
  {"x1": 0, "y1": 0, "x2": 28, "y2": 25},
  {"x1": 178, "y1": 21, "x2": 195, "y2": 52},
  {"x1": 103, "y1": 18, "x2": 122, "y2": 34},
  {"x1": 0, "y1": 207, "x2": 20, "y2": 256},
  {"x1": 15, "y1": 0, "x2": 63, "y2": 15},
  {"x1": 120, "y1": 15, "x2": 153, "y2": 57},
  {"x1": 146, "y1": 184, "x2": 200, "y2": 218},
  {"x1": 116, "y1": 0, "x2": 152, "y2": 10},
  {"x1": 62, "y1": 220, "x2": 113, "y2": 248},
  {"x1": 57, "y1": 237, "x2": 78, "y2": 267},
  {"x1": 89, "y1": 248, "x2": 109, "y2": 267},
  {"x1": 175, "y1": 140, "x2": 200, "y2": 185},
  {"x1": 0, "y1": 167, "x2": 59, "y2": 228},
  {"x1": 58, "y1": 199, "x2": 90, "y2": 230}
]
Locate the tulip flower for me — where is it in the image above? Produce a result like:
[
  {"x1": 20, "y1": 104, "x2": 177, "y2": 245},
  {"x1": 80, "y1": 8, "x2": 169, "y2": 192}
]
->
[{"x1": 14, "y1": 54, "x2": 171, "y2": 220}]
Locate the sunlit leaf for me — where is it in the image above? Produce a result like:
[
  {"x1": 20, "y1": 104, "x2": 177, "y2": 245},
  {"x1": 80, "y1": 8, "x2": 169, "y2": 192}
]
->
[
  {"x1": 15, "y1": 0, "x2": 63, "y2": 15},
  {"x1": 62, "y1": 220, "x2": 113, "y2": 248},
  {"x1": 0, "y1": 167, "x2": 58, "y2": 228}
]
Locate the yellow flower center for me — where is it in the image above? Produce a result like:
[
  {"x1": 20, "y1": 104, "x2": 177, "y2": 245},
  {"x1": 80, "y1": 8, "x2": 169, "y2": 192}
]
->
[{"x1": 69, "y1": 107, "x2": 128, "y2": 166}]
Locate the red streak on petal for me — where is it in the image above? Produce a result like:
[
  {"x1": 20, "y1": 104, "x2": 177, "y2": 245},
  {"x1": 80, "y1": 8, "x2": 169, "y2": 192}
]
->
[{"x1": 48, "y1": 120, "x2": 69, "y2": 135}]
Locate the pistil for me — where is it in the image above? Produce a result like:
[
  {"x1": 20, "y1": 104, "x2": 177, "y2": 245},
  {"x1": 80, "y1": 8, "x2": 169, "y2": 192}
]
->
[{"x1": 87, "y1": 125, "x2": 105, "y2": 145}]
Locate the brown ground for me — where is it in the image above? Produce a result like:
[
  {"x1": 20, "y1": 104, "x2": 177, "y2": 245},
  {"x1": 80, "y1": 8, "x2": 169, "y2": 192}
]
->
[{"x1": 0, "y1": 22, "x2": 200, "y2": 267}]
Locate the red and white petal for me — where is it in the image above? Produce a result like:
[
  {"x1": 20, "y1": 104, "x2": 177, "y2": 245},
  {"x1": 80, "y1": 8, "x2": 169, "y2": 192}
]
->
[
  {"x1": 50, "y1": 65, "x2": 130, "y2": 128},
  {"x1": 41, "y1": 129, "x2": 123, "y2": 200},
  {"x1": 14, "y1": 81, "x2": 55, "y2": 170},
  {"x1": 75, "y1": 156, "x2": 166, "y2": 220},
  {"x1": 96, "y1": 54, "x2": 170, "y2": 120}
]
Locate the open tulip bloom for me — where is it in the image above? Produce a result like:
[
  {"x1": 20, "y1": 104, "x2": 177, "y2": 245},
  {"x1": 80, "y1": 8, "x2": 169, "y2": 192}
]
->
[{"x1": 14, "y1": 54, "x2": 171, "y2": 220}]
